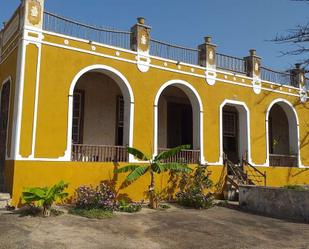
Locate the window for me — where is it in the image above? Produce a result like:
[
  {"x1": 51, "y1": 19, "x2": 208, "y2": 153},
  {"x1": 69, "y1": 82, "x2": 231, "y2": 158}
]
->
[
  {"x1": 72, "y1": 90, "x2": 84, "y2": 144},
  {"x1": 223, "y1": 111, "x2": 237, "y2": 137},
  {"x1": 115, "y1": 96, "x2": 124, "y2": 145}
]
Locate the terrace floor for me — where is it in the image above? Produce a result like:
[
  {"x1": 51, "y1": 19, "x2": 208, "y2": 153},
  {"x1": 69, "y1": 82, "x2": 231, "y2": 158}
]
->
[{"x1": 0, "y1": 205, "x2": 308, "y2": 249}]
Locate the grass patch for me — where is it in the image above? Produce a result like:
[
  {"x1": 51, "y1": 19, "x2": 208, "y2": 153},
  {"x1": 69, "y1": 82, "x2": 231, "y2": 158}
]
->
[
  {"x1": 284, "y1": 185, "x2": 308, "y2": 191},
  {"x1": 69, "y1": 208, "x2": 113, "y2": 219}
]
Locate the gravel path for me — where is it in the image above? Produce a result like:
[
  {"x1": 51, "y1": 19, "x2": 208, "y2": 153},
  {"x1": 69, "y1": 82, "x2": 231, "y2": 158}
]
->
[{"x1": 0, "y1": 205, "x2": 308, "y2": 249}]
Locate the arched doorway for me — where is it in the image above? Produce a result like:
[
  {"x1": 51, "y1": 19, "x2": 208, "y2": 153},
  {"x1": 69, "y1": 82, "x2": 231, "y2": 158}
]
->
[
  {"x1": 154, "y1": 80, "x2": 204, "y2": 164},
  {"x1": 221, "y1": 101, "x2": 249, "y2": 164},
  {"x1": 68, "y1": 66, "x2": 134, "y2": 162},
  {"x1": 0, "y1": 80, "x2": 11, "y2": 192},
  {"x1": 267, "y1": 100, "x2": 299, "y2": 167}
]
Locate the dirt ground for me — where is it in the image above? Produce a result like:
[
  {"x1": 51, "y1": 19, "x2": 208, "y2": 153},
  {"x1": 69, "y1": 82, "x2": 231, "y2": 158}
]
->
[{"x1": 0, "y1": 205, "x2": 308, "y2": 249}]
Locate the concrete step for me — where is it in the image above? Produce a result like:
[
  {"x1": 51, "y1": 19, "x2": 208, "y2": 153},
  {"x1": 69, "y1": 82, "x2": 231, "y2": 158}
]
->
[{"x1": 0, "y1": 193, "x2": 11, "y2": 209}]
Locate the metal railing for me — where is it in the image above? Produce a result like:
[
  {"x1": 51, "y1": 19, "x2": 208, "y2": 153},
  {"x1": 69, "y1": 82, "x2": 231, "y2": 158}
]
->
[
  {"x1": 43, "y1": 11, "x2": 131, "y2": 50},
  {"x1": 216, "y1": 53, "x2": 247, "y2": 74},
  {"x1": 72, "y1": 144, "x2": 128, "y2": 162},
  {"x1": 242, "y1": 159, "x2": 266, "y2": 186},
  {"x1": 150, "y1": 39, "x2": 199, "y2": 65},
  {"x1": 269, "y1": 154, "x2": 298, "y2": 167},
  {"x1": 157, "y1": 148, "x2": 200, "y2": 164},
  {"x1": 42, "y1": 11, "x2": 308, "y2": 89},
  {"x1": 261, "y1": 66, "x2": 293, "y2": 86}
]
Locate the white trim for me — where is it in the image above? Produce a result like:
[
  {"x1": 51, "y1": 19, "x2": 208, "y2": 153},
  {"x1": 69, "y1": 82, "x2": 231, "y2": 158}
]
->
[
  {"x1": 66, "y1": 64, "x2": 135, "y2": 162},
  {"x1": 217, "y1": 99, "x2": 254, "y2": 166},
  {"x1": 42, "y1": 29, "x2": 138, "y2": 56},
  {"x1": 30, "y1": 41, "x2": 42, "y2": 158},
  {"x1": 38, "y1": 38, "x2": 305, "y2": 99},
  {"x1": 0, "y1": 77, "x2": 12, "y2": 160},
  {"x1": 153, "y1": 79, "x2": 205, "y2": 164},
  {"x1": 11, "y1": 34, "x2": 27, "y2": 160},
  {"x1": 265, "y1": 98, "x2": 301, "y2": 167}
]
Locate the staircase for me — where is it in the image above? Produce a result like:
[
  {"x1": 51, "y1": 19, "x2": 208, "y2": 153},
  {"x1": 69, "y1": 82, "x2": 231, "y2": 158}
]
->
[
  {"x1": 223, "y1": 154, "x2": 266, "y2": 201},
  {"x1": 0, "y1": 193, "x2": 11, "y2": 209}
]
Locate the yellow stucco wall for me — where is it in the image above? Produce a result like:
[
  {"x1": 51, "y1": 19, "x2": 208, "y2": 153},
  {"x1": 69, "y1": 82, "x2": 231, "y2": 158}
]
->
[
  {"x1": 2, "y1": 31, "x2": 309, "y2": 205},
  {"x1": 8, "y1": 161, "x2": 309, "y2": 206}
]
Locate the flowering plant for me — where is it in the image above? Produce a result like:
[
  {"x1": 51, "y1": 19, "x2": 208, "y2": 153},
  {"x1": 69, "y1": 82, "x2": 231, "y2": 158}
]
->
[{"x1": 75, "y1": 183, "x2": 118, "y2": 211}]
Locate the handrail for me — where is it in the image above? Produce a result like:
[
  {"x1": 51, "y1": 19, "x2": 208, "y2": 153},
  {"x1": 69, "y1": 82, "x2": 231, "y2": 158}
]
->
[
  {"x1": 43, "y1": 11, "x2": 131, "y2": 50},
  {"x1": 216, "y1": 53, "x2": 247, "y2": 74},
  {"x1": 261, "y1": 66, "x2": 292, "y2": 86},
  {"x1": 242, "y1": 159, "x2": 266, "y2": 186},
  {"x1": 150, "y1": 38, "x2": 199, "y2": 52},
  {"x1": 150, "y1": 39, "x2": 199, "y2": 65},
  {"x1": 44, "y1": 11, "x2": 131, "y2": 34}
]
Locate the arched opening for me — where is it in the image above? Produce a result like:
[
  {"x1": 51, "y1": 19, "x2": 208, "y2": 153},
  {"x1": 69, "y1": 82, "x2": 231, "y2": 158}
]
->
[
  {"x1": 267, "y1": 101, "x2": 299, "y2": 167},
  {"x1": 0, "y1": 80, "x2": 11, "y2": 192},
  {"x1": 154, "y1": 81, "x2": 203, "y2": 164},
  {"x1": 69, "y1": 67, "x2": 133, "y2": 162},
  {"x1": 221, "y1": 101, "x2": 249, "y2": 165}
]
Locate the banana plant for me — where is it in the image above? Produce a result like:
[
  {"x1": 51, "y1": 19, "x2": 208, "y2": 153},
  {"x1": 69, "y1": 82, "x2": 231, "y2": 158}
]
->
[
  {"x1": 22, "y1": 180, "x2": 69, "y2": 217},
  {"x1": 115, "y1": 145, "x2": 193, "y2": 209}
]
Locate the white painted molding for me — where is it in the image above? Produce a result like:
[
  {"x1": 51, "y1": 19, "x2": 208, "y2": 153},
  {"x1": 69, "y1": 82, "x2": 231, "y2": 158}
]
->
[
  {"x1": 218, "y1": 99, "x2": 255, "y2": 166},
  {"x1": 252, "y1": 77, "x2": 262, "y2": 94},
  {"x1": 153, "y1": 79, "x2": 206, "y2": 164},
  {"x1": 205, "y1": 69, "x2": 217, "y2": 86},
  {"x1": 136, "y1": 54, "x2": 150, "y2": 72},
  {"x1": 66, "y1": 64, "x2": 135, "y2": 162},
  {"x1": 265, "y1": 98, "x2": 301, "y2": 167}
]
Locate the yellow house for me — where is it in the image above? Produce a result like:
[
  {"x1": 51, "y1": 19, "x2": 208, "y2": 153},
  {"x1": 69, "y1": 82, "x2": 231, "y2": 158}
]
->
[{"x1": 1, "y1": 0, "x2": 309, "y2": 206}]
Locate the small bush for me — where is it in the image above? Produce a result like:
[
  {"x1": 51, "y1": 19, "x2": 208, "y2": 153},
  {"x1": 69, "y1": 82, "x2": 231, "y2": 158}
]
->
[
  {"x1": 176, "y1": 186, "x2": 214, "y2": 209},
  {"x1": 75, "y1": 183, "x2": 118, "y2": 211},
  {"x1": 69, "y1": 208, "x2": 113, "y2": 219},
  {"x1": 176, "y1": 165, "x2": 214, "y2": 209},
  {"x1": 119, "y1": 200, "x2": 142, "y2": 213}
]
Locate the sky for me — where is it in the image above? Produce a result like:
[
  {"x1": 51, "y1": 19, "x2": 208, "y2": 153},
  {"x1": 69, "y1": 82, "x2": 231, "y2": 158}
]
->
[{"x1": 1, "y1": 0, "x2": 309, "y2": 72}]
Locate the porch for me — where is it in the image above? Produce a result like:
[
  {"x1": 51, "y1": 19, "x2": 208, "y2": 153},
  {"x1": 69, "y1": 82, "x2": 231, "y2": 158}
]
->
[{"x1": 71, "y1": 144, "x2": 200, "y2": 164}]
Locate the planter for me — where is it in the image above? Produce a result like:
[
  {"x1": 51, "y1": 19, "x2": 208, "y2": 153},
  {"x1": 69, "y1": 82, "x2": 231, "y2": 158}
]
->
[{"x1": 239, "y1": 185, "x2": 309, "y2": 222}]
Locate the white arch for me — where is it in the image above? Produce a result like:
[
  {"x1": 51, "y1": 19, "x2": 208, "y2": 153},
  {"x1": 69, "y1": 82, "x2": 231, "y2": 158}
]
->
[
  {"x1": 153, "y1": 79, "x2": 205, "y2": 164},
  {"x1": 265, "y1": 98, "x2": 300, "y2": 167},
  {"x1": 219, "y1": 99, "x2": 252, "y2": 165},
  {"x1": 65, "y1": 65, "x2": 135, "y2": 162}
]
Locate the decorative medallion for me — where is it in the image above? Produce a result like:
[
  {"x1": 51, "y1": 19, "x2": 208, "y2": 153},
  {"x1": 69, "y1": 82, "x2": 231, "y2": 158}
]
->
[
  {"x1": 253, "y1": 60, "x2": 260, "y2": 76},
  {"x1": 207, "y1": 47, "x2": 215, "y2": 66},
  {"x1": 27, "y1": 0, "x2": 42, "y2": 26},
  {"x1": 252, "y1": 78, "x2": 262, "y2": 94},
  {"x1": 138, "y1": 28, "x2": 150, "y2": 52},
  {"x1": 299, "y1": 74, "x2": 305, "y2": 88},
  {"x1": 205, "y1": 70, "x2": 216, "y2": 85},
  {"x1": 300, "y1": 89, "x2": 307, "y2": 103}
]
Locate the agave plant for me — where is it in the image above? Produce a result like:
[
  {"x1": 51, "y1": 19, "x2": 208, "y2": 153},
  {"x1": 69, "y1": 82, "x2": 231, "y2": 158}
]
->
[
  {"x1": 22, "y1": 180, "x2": 69, "y2": 217},
  {"x1": 115, "y1": 145, "x2": 193, "y2": 209}
]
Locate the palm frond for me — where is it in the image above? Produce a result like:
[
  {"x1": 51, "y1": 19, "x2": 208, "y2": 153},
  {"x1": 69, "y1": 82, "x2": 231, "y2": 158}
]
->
[
  {"x1": 151, "y1": 163, "x2": 165, "y2": 173},
  {"x1": 155, "y1": 145, "x2": 191, "y2": 161},
  {"x1": 114, "y1": 165, "x2": 141, "y2": 174},
  {"x1": 126, "y1": 166, "x2": 149, "y2": 182},
  {"x1": 127, "y1": 147, "x2": 149, "y2": 161},
  {"x1": 160, "y1": 163, "x2": 193, "y2": 173}
]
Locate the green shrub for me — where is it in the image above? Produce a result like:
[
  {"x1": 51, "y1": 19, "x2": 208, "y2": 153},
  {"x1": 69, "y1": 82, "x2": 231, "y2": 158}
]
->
[
  {"x1": 176, "y1": 165, "x2": 214, "y2": 209},
  {"x1": 119, "y1": 199, "x2": 142, "y2": 213},
  {"x1": 22, "y1": 181, "x2": 69, "y2": 217}
]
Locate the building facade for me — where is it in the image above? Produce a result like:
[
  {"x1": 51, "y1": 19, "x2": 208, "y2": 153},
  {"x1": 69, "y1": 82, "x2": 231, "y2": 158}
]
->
[{"x1": 1, "y1": 0, "x2": 309, "y2": 206}]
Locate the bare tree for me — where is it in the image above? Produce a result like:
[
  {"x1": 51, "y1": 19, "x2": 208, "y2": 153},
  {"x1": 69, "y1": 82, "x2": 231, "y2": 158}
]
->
[{"x1": 272, "y1": 0, "x2": 309, "y2": 74}]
